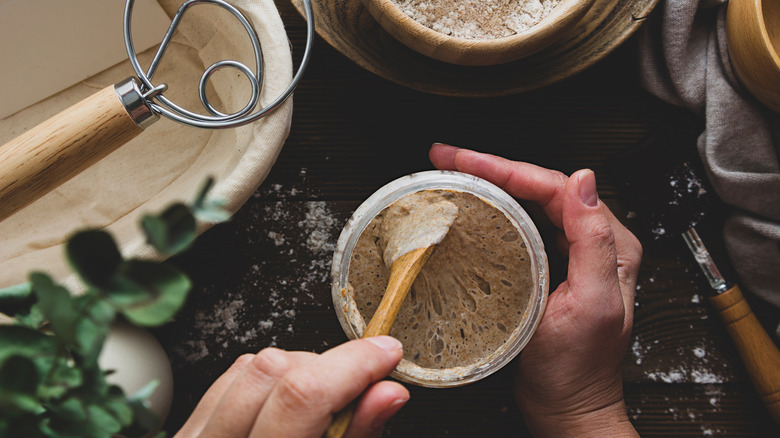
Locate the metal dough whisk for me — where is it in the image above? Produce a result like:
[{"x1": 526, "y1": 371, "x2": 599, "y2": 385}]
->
[{"x1": 0, "y1": 0, "x2": 313, "y2": 222}]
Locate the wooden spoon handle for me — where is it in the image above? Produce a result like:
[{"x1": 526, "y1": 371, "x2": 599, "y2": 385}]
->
[
  {"x1": 709, "y1": 285, "x2": 780, "y2": 425},
  {"x1": 325, "y1": 246, "x2": 435, "y2": 438},
  {"x1": 364, "y1": 246, "x2": 435, "y2": 337},
  {"x1": 0, "y1": 79, "x2": 154, "y2": 222}
]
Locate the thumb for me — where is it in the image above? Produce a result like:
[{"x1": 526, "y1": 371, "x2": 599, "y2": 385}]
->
[{"x1": 561, "y1": 170, "x2": 623, "y2": 314}]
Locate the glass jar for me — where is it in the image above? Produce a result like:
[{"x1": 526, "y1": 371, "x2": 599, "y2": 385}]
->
[{"x1": 331, "y1": 170, "x2": 548, "y2": 387}]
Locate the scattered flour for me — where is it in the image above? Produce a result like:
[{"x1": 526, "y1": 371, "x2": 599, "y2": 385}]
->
[
  {"x1": 174, "y1": 175, "x2": 343, "y2": 365},
  {"x1": 631, "y1": 332, "x2": 727, "y2": 385},
  {"x1": 299, "y1": 201, "x2": 339, "y2": 253},
  {"x1": 392, "y1": 0, "x2": 562, "y2": 39},
  {"x1": 645, "y1": 365, "x2": 724, "y2": 384},
  {"x1": 631, "y1": 338, "x2": 645, "y2": 365},
  {"x1": 268, "y1": 231, "x2": 286, "y2": 246},
  {"x1": 173, "y1": 292, "x2": 275, "y2": 363}
]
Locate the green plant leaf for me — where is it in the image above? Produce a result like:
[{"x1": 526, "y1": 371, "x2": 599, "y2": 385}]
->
[
  {"x1": 0, "y1": 356, "x2": 44, "y2": 417},
  {"x1": 104, "y1": 386, "x2": 133, "y2": 427},
  {"x1": 193, "y1": 176, "x2": 215, "y2": 209},
  {"x1": 30, "y1": 273, "x2": 78, "y2": 346},
  {"x1": 39, "y1": 416, "x2": 85, "y2": 438},
  {"x1": 193, "y1": 202, "x2": 232, "y2": 223},
  {"x1": 48, "y1": 397, "x2": 87, "y2": 423},
  {"x1": 39, "y1": 356, "x2": 83, "y2": 399},
  {"x1": 0, "y1": 392, "x2": 43, "y2": 415},
  {"x1": 71, "y1": 295, "x2": 115, "y2": 364},
  {"x1": 66, "y1": 230, "x2": 122, "y2": 289},
  {"x1": 0, "y1": 355, "x2": 40, "y2": 395},
  {"x1": 15, "y1": 304, "x2": 45, "y2": 329},
  {"x1": 121, "y1": 398, "x2": 162, "y2": 438},
  {"x1": 128, "y1": 380, "x2": 159, "y2": 403},
  {"x1": 3, "y1": 414, "x2": 47, "y2": 438},
  {"x1": 141, "y1": 203, "x2": 197, "y2": 256},
  {"x1": 0, "y1": 282, "x2": 35, "y2": 318},
  {"x1": 101, "y1": 275, "x2": 150, "y2": 309},
  {"x1": 113, "y1": 260, "x2": 191, "y2": 326},
  {"x1": 192, "y1": 176, "x2": 231, "y2": 224},
  {"x1": 86, "y1": 404, "x2": 122, "y2": 436},
  {"x1": 0, "y1": 282, "x2": 32, "y2": 301},
  {"x1": 0, "y1": 325, "x2": 57, "y2": 379}
]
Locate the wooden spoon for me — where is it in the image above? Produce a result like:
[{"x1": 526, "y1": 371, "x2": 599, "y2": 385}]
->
[
  {"x1": 325, "y1": 246, "x2": 435, "y2": 438},
  {"x1": 325, "y1": 199, "x2": 458, "y2": 437}
]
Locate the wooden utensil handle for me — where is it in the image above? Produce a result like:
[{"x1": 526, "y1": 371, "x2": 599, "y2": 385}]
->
[
  {"x1": 326, "y1": 246, "x2": 435, "y2": 437},
  {"x1": 709, "y1": 285, "x2": 780, "y2": 425},
  {"x1": 364, "y1": 246, "x2": 434, "y2": 337},
  {"x1": 0, "y1": 81, "x2": 150, "y2": 222}
]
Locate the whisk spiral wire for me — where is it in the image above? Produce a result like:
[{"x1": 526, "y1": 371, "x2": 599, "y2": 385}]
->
[{"x1": 123, "y1": 0, "x2": 313, "y2": 129}]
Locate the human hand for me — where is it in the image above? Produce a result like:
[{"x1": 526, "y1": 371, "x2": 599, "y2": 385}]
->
[
  {"x1": 175, "y1": 336, "x2": 409, "y2": 438},
  {"x1": 430, "y1": 143, "x2": 642, "y2": 437}
]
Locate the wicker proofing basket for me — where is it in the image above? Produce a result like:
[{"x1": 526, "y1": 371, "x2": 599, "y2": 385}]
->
[{"x1": 0, "y1": 0, "x2": 294, "y2": 292}]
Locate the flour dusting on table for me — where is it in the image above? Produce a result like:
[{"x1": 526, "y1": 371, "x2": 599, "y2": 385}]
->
[{"x1": 172, "y1": 178, "x2": 343, "y2": 366}]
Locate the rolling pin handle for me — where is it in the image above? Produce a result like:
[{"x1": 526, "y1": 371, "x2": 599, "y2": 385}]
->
[
  {"x1": 709, "y1": 285, "x2": 780, "y2": 425},
  {"x1": 0, "y1": 77, "x2": 158, "y2": 222}
]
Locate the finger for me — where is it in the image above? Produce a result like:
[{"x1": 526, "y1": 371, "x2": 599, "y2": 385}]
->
[
  {"x1": 600, "y1": 205, "x2": 643, "y2": 298},
  {"x1": 343, "y1": 380, "x2": 410, "y2": 438},
  {"x1": 561, "y1": 170, "x2": 625, "y2": 329},
  {"x1": 174, "y1": 354, "x2": 255, "y2": 438},
  {"x1": 199, "y1": 348, "x2": 318, "y2": 438},
  {"x1": 429, "y1": 143, "x2": 568, "y2": 227},
  {"x1": 250, "y1": 336, "x2": 404, "y2": 438},
  {"x1": 555, "y1": 230, "x2": 570, "y2": 257},
  {"x1": 428, "y1": 142, "x2": 460, "y2": 170}
]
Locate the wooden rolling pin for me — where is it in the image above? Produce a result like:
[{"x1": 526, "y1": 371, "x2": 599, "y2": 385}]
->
[
  {"x1": 0, "y1": 78, "x2": 157, "y2": 222},
  {"x1": 709, "y1": 285, "x2": 780, "y2": 424}
]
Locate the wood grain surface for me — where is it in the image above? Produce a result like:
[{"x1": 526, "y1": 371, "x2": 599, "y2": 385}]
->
[
  {"x1": 290, "y1": 0, "x2": 658, "y2": 96},
  {"x1": 153, "y1": 1, "x2": 780, "y2": 436}
]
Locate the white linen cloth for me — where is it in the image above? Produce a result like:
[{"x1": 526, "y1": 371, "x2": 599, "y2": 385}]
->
[{"x1": 0, "y1": 0, "x2": 293, "y2": 292}]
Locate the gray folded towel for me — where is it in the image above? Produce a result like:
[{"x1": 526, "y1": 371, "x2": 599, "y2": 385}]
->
[{"x1": 638, "y1": 0, "x2": 780, "y2": 310}]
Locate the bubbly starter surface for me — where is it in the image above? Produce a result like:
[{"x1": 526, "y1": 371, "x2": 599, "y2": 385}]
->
[{"x1": 347, "y1": 189, "x2": 533, "y2": 369}]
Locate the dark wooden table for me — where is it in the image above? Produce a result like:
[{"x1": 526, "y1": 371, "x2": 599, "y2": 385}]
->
[{"x1": 154, "y1": 1, "x2": 780, "y2": 436}]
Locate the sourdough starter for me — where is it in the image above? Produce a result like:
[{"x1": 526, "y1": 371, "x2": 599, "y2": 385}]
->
[{"x1": 347, "y1": 189, "x2": 533, "y2": 369}]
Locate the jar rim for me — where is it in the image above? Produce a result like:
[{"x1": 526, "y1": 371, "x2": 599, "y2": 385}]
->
[{"x1": 331, "y1": 170, "x2": 549, "y2": 387}]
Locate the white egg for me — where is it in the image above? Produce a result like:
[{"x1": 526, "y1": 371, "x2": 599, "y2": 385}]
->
[{"x1": 99, "y1": 322, "x2": 174, "y2": 424}]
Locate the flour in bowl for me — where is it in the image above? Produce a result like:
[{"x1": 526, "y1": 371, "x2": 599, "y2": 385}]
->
[{"x1": 392, "y1": 0, "x2": 562, "y2": 39}]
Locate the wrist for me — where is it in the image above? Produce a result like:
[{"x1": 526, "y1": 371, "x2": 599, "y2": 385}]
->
[{"x1": 521, "y1": 399, "x2": 638, "y2": 438}]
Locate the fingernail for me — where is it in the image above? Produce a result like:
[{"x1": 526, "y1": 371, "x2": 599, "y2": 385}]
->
[
  {"x1": 367, "y1": 336, "x2": 403, "y2": 352},
  {"x1": 579, "y1": 170, "x2": 599, "y2": 207},
  {"x1": 371, "y1": 397, "x2": 408, "y2": 430},
  {"x1": 432, "y1": 142, "x2": 462, "y2": 149}
]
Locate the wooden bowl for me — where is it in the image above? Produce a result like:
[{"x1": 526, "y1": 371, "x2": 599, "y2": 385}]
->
[
  {"x1": 727, "y1": 0, "x2": 780, "y2": 112},
  {"x1": 360, "y1": 0, "x2": 596, "y2": 66}
]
